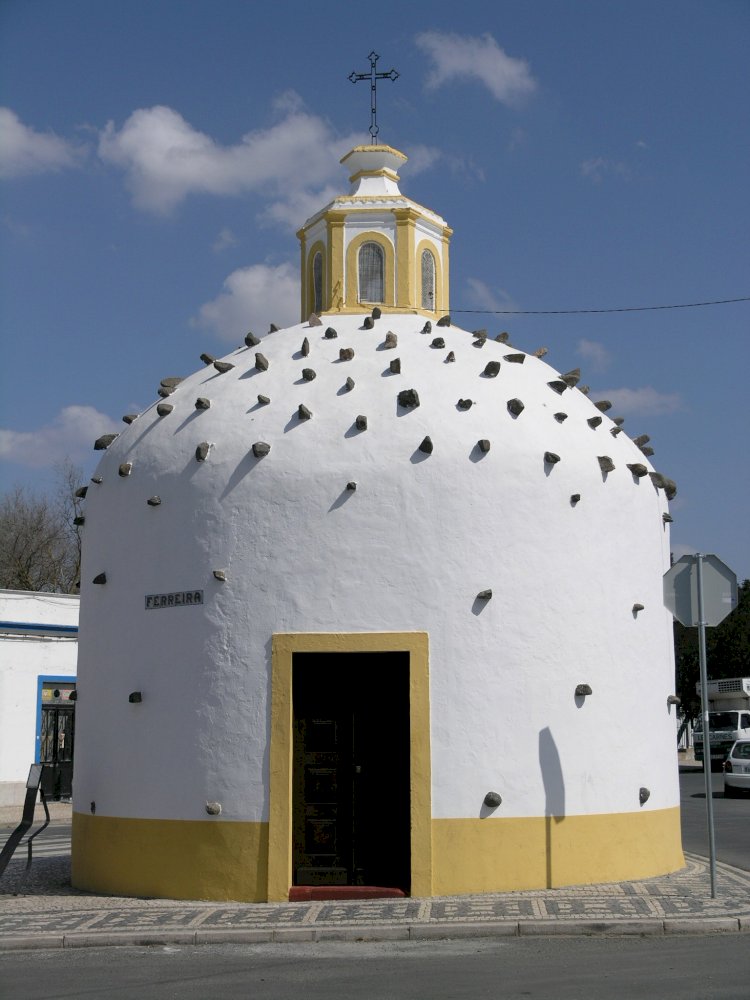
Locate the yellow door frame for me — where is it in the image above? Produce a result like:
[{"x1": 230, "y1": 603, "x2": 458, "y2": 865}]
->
[{"x1": 268, "y1": 631, "x2": 431, "y2": 901}]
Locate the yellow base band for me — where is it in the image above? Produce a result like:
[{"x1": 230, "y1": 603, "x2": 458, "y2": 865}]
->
[
  {"x1": 72, "y1": 806, "x2": 683, "y2": 901},
  {"x1": 72, "y1": 813, "x2": 268, "y2": 901},
  {"x1": 432, "y1": 807, "x2": 684, "y2": 894}
]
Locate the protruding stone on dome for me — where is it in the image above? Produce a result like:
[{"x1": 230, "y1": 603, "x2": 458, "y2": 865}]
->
[
  {"x1": 384, "y1": 332, "x2": 397, "y2": 349},
  {"x1": 74, "y1": 486, "x2": 88, "y2": 499},
  {"x1": 422, "y1": 321, "x2": 432, "y2": 334},
  {"x1": 301, "y1": 337, "x2": 310, "y2": 357},
  {"x1": 302, "y1": 368, "x2": 316, "y2": 382},
  {"x1": 478, "y1": 439, "x2": 491, "y2": 453},
  {"x1": 627, "y1": 463, "x2": 648, "y2": 478},
  {"x1": 457, "y1": 399, "x2": 473, "y2": 410},
  {"x1": 496, "y1": 332, "x2": 510, "y2": 343},
  {"x1": 544, "y1": 452, "x2": 561, "y2": 465},
  {"x1": 579, "y1": 385, "x2": 590, "y2": 395},
  {"x1": 257, "y1": 394, "x2": 270, "y2": 406},
  {"x1": 269, "y1": 323, "x2": 279, "y2": 333},
  {"x1": 195, "y1": 442, "x2": 211, "y2": 462},
  {"x1": 610, "y1": 426, "x2": 623, "y2": 437},
  {"x1": 504, "y1": 353, "x2": 525, "y2": 364},
  {"x1": 363, "y1": 317, "x2": 374, "y2": 329},
  {"x1": 213, "y1": 570, "x2": 228, "y2": 582},
  {"x1": 554, "y1": 412, "x2": 568, "y2": 423},
  {"x1": 255, "y1": 353, "x2": 269, "y2": 372},
  {"x1": 534, "y1": 347, "x2": 548, "y2": 358},
  {"x1": 147, "y1": 496, "x2": 161, "y2": 506},
  {"x1": 595, "y1": 400, "x2": 612, "y2": 412},
  {"x1": 158, "y1": 385, "x2": 175, "y2": 397},
  {"x1": 345, "y1": 377, "x2": 355, "y2": 391},
  {"x1": 118, "y1": 463, "x2": 132, "y2": 477},
  {"x1": 324, "y1": 327, "x2": 338, "y2": 340},
  {"x1": 437, "y1": 315, "x2": 451, "y2": 327},
  {"x1": 156, "y1": 402, "x2": 173, "y2": 417},
  {"x1": 123, "y1": 414, "x2": 139, "y2": 424},
  {"x1": 355, "y1": 415, "x2": 368, "y2": 431},
  {"x1": 559, "y1": 369, "x2": 580, "y2": 388},
  {"x1": 547, "y1": 380, "x2": 567, "y2": 395},
  {"x1": 214, "y1": 361, "x2": 234, "y2": 374},
  {"x1": 389, "y1": 358, "x2": 401, "y2": 374},
  {"x1": 298, "y1": 404, "x2": 312, "y2": 421},
  {"x1": 633, "y1": 434, "x2": 650, "y2": 448},
  {"x1": 598, "y1": 455, "x2": 616, "y2": 474},
  {"x1": 664, "y1": 478, "x2": 677, "y2": 500},
  {"x1": 587, "y1": 416, "x2": 602, "y2": 429},
  {"x1": 90, "y1": 475, "x2": 103, "y2": 484},
  {"x1": 195, "y1": 397, "x2": 211, "y2": 410},
  {"x1": 570, "y1": 493, "x2": 581, "y2": 505},
  {"x1": 339, "y1": 348, "x2": 355, "y2": 361},
  {"x1": 641, "y1": 445, "x2": 655, "y2": 457},
  {"x1": 200, "y1": 352, "x2": 216, "y2": 365},
  {"x1": 74, "y1": 515, "x2": 85, "y2": 526},
  {"x1": 418, "y1": 435, "x2": 433, "y2": 454},
  {"x1": 613, "y1": 417, "x2": 625, "y2": 426},
  {"x1": 397, "y1": 388, "x2": 420, "y2": 408},
  {"x1": 252, "y1": 441, "x2": 270, "y2": 457},
  {"x1": 346, "y1": 481, "x2": 357, "y2": 491},
  {"x1": 663, "y1": 512, "x2": 674, "y2": 523},
  {"x1": 431, "y1": 337, "x2": 445, "y2": 349},
  {"x1": 92, "y1": 572, "x2": 107, "y2": 585},
  {"x1": 94, "y1": 433, "x2": 118, "y2": 450},
  {"x1": 476, "y1": 589, "x2": 492, "y2": 601},
  {"x1": 160, "y1": 377, "x2": 183, "y2": 389},
  {"x1": 245, "y1": 332, "x2": 261, "y2": 347},
  {"x1": 308, "y1": 314, "x2": 322, "y2": 326},
  {"x1": 507, "y1": 398, "x2": 525, "y2": 417},
  {"x1": 632, "y1": 603, "x2": 644, "y2": 614},
  {"x1": 372, "y1": 307, "x2": 381, "y2": 320},
  {"x1": 445, "y1": 351, "x2": 455, "y2": 363},
  {"x1": 482, "y1": 361, "x2": 501, "y2": 377}
]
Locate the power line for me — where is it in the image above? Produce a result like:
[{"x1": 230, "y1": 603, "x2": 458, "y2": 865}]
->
[{"x1": 452, "y1": 296, "x2": 750, "y2": 316}]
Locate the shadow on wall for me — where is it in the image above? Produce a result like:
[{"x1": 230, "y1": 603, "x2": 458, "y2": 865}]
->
[{"x1": 539, "y1": 727, "x2": 565, "y2": 889}]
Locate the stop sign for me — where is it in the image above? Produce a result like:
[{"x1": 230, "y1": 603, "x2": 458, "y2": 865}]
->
[{"x1": 663, "y1": 554, "x2": 738, "y2": 627}]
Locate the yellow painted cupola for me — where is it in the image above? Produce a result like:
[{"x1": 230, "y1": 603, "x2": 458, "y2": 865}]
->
[{"x1": 297, "y1": 144, "x2": 452, "y2": 320}]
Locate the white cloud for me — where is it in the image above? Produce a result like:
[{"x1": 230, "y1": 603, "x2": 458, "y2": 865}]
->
[
  {"x1": 464, "y1": 278, "x2": 519, "y2": 314},
  {"x1": 576, "y1": 338, "x2": 612, "y2": 372},
  {"x1": 97, "y1": 100, "x2": 362, "y2": 218},
  {"x1": 415, "y1": 31, "x2": 537, "y2": 105},
  {"x1": 581, "y1": 157, "x2": 631, "y2": 183},
  {"x1": 591, "y1": 386, "x2": 683, "y2": 417},
  {"x1": 193, "y1": 262, "x2": 300, "y2": 342},
  {"x1": 0, "y1": 108, "x2": 83, "y2": 178},
  {"x1": 403, "y1": 143, "x2": 442, "y2": 175},
  {"x1": 212, "y1": 228, "x2": 238, "y2": 253},
  {"x1": 0, "y1": 405, "x2": 119, "y2": 468}
]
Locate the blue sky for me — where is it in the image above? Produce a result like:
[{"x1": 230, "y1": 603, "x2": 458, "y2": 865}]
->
[{"x1": 1, "y1": 0, "x2": 748, "y2": 579}]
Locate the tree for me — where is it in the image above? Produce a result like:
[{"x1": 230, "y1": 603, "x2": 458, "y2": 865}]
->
[
  {"x1": 673, "y1": 578, "x2": 750, "y2": 715},
  {"x1": 0, "y1": 462, "x2": 84, "y2": 594}
]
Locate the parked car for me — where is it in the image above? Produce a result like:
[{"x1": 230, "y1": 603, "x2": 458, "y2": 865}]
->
[{"x1": 723, "y1": 740, "x2": 750, "y2": 797}]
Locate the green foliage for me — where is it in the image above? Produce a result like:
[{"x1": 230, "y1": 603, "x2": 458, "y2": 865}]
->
[{"x1": 674, "y1": 579, "x2": 750, "y2": 716}]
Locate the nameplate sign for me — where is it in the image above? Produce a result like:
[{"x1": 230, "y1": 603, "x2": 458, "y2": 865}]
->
[{"x1": 145, "y1": 590, "x2": 203, "y2": 610}]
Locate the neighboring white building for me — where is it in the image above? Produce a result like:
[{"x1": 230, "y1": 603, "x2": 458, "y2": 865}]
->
[
  {"x1": 72, "y1": 145, "x2": 683, "y2": 902},
  {"x1": 0, "y1": 590, "x2": 78, "y2": 806}
]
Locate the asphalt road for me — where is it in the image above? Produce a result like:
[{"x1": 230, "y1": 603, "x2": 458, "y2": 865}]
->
[
  {"x1": 679, "y1": 767, "x2": 749, "y2": 871},
  {"x1": 1, "y1": 937, "x2": 749, "y2": 1000}
]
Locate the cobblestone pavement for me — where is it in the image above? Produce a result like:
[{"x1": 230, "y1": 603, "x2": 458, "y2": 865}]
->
[{"x1": 1, "y1": 851, "x2": 749, "y2": 948}]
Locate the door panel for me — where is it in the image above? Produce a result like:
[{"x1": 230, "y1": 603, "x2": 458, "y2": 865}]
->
[{"x1": 292, "y1": 652, "x2": 410, "y2": 890}]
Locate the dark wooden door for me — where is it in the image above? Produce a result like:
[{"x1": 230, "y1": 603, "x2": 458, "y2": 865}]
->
[
  {"x1": 39, "y1": 706, "x2": 75, "y2": 799},
  {"x1": 292, "y1": 652, "x2": 410, "y2": 891}
]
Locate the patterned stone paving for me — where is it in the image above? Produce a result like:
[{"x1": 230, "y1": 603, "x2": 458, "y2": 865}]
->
[{"x1": 1, "y1": 853, "x2": 749, "y2": 943}]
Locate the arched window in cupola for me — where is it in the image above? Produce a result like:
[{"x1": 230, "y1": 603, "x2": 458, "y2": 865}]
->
[
  {"x1": 421, "y1": 249, "x2": 436, "y2": 310},
  {"x1": 358, "y1": 242, "x2": 385, "y2": 304},
  {"x1": 312, "y1": 251, "x2": 323, "y2": 315}
]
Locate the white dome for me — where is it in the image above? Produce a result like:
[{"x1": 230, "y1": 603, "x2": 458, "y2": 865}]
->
[{"x1": 72, "y1": 311, "x2": 683, "y2": 901}]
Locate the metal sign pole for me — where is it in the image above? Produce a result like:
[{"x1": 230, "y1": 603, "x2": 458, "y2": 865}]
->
[{"x1": 696, "y1": 552, "x2": 717, "y2": 898}]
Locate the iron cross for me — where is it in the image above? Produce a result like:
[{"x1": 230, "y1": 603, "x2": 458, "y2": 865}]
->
[{"x1": 349, "y1": 51, "x2": 399, "y2": 144}]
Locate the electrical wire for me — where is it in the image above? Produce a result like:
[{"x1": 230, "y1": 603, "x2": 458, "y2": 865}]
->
[{"x1": 452, "y1": 296, "x2": 750, "y2": 316}]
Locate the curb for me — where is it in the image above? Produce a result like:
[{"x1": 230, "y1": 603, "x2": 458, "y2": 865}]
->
[{"x1": 0, "y1": 917, "x2": 747, "y2": 951}]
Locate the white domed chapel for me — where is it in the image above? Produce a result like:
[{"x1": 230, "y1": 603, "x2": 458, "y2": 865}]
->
[{"x1": 72, "y1": 140, "x2": 683, "y2": 901}]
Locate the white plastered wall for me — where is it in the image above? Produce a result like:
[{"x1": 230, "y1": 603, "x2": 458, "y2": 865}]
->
[
  {"x1": 74, "y1": 315, "x2": 678, "y2": 830},
  {"x1": 0, "y1": 591, "x2": 78, "y2": 806}
]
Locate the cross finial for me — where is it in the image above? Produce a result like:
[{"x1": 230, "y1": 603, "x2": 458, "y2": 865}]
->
[{"x1": 348, "y1": 51, "x2": 399, "y2": 144}]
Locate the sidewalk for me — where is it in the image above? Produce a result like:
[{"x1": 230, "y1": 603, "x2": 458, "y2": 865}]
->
[{"x1": 2, "y1": 815, "x2": 749, "y2": 949}]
